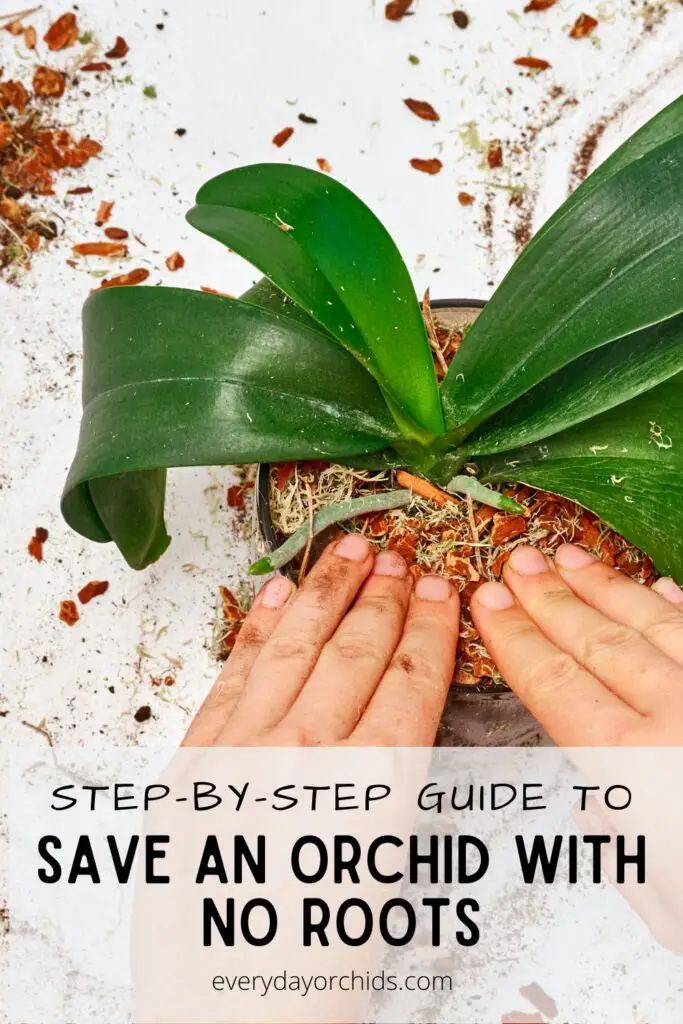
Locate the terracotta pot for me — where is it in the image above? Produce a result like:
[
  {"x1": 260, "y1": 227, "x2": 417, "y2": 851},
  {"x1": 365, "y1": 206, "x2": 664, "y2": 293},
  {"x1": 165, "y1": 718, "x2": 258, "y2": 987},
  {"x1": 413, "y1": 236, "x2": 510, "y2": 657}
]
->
[{"x1": 255, "y1": 299, "x2": 549, "y2": 748}]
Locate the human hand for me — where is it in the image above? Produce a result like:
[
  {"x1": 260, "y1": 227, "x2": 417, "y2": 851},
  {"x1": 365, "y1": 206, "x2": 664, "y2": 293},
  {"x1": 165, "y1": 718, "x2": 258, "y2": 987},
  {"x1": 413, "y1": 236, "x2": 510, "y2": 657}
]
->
[
  {"x1": 184, "y1": 532, "x2": 459, "y2": 748},
  {"x1": 470, "y1": 542, "x2": 683, "y2": 746},
  {"x1": 471, "y1": 542, "x2": 683, "y2": 954}
]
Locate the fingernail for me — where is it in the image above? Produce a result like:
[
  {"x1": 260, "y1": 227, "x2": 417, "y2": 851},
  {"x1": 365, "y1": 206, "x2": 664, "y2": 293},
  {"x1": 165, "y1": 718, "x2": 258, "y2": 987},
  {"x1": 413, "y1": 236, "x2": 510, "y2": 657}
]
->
[
  {"x1": 335, "y1": 533, "x2": 371, "y2": 561},
  {"x1": 555, "y1": 543, "x2": 596, "y2": 570},
  {"x1": 373, "y1": 550, "x2": 407, "y2": 577},
  {"x1": 259, "y1": 574, "x2": 294, "y2": 609},
  {"x1": 416, "y1": 575, "x2": 452, "y2": 602},
  {"x1": 476, "y1": 581, "x2": 514, "y2": 610},
  {"x1": 652, "y1": 576, "x2": 683, "y2": 605},
  {"x1": 508, "y1": 545, "x2": 548, "y2": 576}
]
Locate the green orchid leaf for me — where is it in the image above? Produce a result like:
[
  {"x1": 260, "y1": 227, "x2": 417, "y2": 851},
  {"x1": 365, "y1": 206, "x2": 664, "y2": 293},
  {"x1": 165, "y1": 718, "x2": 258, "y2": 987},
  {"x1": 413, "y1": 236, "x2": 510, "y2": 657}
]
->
[
  {"x1": 464, "y1": 312, "x2": 683, "y2": 457},
  {"x1": 477, "y1": 373, "x2": 683, "y2": 579},
  {"x1": 532, "y1": 94, "x2": 683, "y2": 249},
  {"x1": 442, "y1": 122, "x2": 683, "y2": 441},
  {"x1": 240, "y1": 276, "x2": 328, "y2": 334},
  {"x1": 186, "y1": 163, "x2": 444, "y2": 440},
  {"x1": 62, "y1": 286, "x2": 398, "y2": 569}
]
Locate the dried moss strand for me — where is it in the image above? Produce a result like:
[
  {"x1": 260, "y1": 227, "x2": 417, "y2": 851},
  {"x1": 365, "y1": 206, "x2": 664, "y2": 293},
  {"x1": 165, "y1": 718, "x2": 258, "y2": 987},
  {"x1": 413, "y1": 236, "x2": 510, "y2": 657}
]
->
[{"x1": 249, "y1": 489, "x2": 413, "y2": 575}]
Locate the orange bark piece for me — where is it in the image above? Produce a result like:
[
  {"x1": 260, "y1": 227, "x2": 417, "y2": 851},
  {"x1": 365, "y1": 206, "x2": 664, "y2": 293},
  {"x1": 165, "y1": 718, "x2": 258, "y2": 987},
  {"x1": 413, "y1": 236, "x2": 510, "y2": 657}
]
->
[
  {"x1": 227, "y1": 484, "x2": 247, "y2": 510},
  {"x1": 458, "y1": 191, "x2": 475, "y2": 205},
  {"x1": 73, "y1": 241, "x2": 128, "y2": 257},
  {"x1": 44, "y1": 12, "x2": 78, "y2": 50},
  {"x1": 106, "y1": 36, "x2": 129, "y2": 59},
  {"x1": 0, "y1": 79, "x2": 30, "y2": 113},
  {"x1": 316, "y1": 158, "x2": 332, "y2": 172},
  {"x1": 272, "y1": 126, "x2": 294, "y2": 147},
  {"x1": 33, "y1": 66, "x2": 66, "y2": 99},
  {"x1": 514, "y1": 56, "x2": 551, "y2": 70},
  {"x1": 487, "y1": 140, "x2": 504, "y2": 168},
  {"x1": 3, "y1": 152, "x2": 53, "y2": 194},
  {"x1": 524, "y1": 0, "x2": 557, "y2": 9},
  {"x1": 490, "y1": 515, "x2": 528, "y2": 546},
  {"x1": 396, "y1": 470, "x2": 458, "y2": 508},
  {"x1": 219, "y1": 585, "x2": 243, "y2": 623},
  {"x1": 24, "y1": 25, "x2": 37, "y2": 49},
  {"x1": 410, "y1": 157, "x2": 443, "y2": 175},
  {"x1": 385, "y1": 0, "x2": 413, "y2": 19},
  {"x1": 275, "y1": 463, "x2": 296, "y2": 491},
  {"x1": 404, "y1": 98, "x2": 440, "y2": 121},
  {"x1": 59, "y1": 600, "x2": 79, "y2": 626},
  {"x1": 165, "y1": 250, "x2": 185, "y2": 271},
  {"x1": 98, "y1": 268, "x2": 150, "y2": 289},
  {"x1": 96, "y1": 202, "x2": 114, "y2": 232},
  {"x1": 570, "y1": 12, "x2": 598, "y2": 38},
  {"x1": 78, "y1": 580, "x2": 109, "y2": 604}
]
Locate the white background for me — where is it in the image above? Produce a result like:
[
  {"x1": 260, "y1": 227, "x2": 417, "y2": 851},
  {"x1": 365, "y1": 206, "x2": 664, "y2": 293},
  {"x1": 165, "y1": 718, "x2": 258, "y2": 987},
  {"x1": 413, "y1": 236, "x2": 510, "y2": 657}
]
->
[{"x1": 1, "y1": 0, "x2": 683, "y2": 750}]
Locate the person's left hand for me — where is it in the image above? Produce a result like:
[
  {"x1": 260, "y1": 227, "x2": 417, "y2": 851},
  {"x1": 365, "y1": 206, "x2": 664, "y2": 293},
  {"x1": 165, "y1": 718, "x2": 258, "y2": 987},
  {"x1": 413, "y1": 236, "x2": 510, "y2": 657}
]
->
[{"x1": 184, "y1": 531, "x2": 460, "y2": 748}]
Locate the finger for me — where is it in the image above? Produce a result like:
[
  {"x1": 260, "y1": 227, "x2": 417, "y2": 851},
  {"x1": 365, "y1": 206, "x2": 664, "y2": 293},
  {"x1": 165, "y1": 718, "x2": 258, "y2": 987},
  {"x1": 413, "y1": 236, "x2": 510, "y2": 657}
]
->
[
  {"x1": 220, "y1": 533, "x2": 375, "y2": 737},
  {"x1": 502, "y1": 546, "x2": 683, "y2": 714},
  {"x1": 282, "y1": 550, "x2": 413, "y2": 741},
  {"x1": 182, "y1": 574, "x2": 296, "y2": 746},
  {"x1": 553, "y1": 543, "x2": 683, "y2": 668},
  {"x1": 351, "y1": 576, "x2": 459, "y2": 747},
  {"x1": 470, "y1": 580, "x2": 638, "y2": 745}
]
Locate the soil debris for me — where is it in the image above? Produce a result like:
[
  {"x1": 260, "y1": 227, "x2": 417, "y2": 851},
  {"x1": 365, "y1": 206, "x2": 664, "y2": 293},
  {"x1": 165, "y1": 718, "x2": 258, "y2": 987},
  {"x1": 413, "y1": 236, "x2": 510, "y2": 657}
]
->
[
  {"x1": 458, "y1": 191, "x2": 475, "y2": 206},
  {"x1": 104, "y1": 226, "x2": 129, "y2": 240},
  {"x1": 298, "y1": 112, "x2": 318, "y2": 124},
  {"x1": 452, "y1": 10, "x2": 469, "y2": 28},
  {"x1": 1, "y1": 10, "x2": 105, "y2": 278},
  {"x1": 134, "y1": 705, "x2": 152, "y2": 723}
]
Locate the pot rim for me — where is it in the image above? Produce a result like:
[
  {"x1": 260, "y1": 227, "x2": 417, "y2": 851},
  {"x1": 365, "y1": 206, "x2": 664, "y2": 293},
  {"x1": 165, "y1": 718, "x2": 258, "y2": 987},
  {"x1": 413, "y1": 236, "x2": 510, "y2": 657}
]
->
[{"x1": 254, "y1": 295, "x2": 511, "y2": 696}]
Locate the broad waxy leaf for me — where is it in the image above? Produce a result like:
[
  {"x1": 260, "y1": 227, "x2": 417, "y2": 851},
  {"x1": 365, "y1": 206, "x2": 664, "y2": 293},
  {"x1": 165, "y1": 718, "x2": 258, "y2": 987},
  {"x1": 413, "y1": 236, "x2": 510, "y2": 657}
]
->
[
  {"x1": 464, "y1": 312, "x2": 683, "y2": 457},
  {"x1": 477, "y1": 373, "x2": 683, "y2": 579},
  {"x1": 186, "y1": 163, "x2": 444, "y2": 440},
  {"x1": 531, "y1": 94, "x2": 683, "y2": 248},
  {"x1": 442, "y1": 127, "x2": 683, "y2": 440},
  {"x1": 62, "y1": 286, "x2": 398, "y2": 568}
]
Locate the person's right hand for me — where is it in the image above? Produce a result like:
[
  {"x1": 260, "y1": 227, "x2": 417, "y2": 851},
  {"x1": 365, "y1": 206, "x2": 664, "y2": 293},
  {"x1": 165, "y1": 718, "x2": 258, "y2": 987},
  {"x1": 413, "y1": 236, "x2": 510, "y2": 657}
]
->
[
  {"x1": 471, "y1": 543, "x2": 683, "y2": 954},
  {"x1": 470, "y1": 542, "x2": 683, "y2": 746}
]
